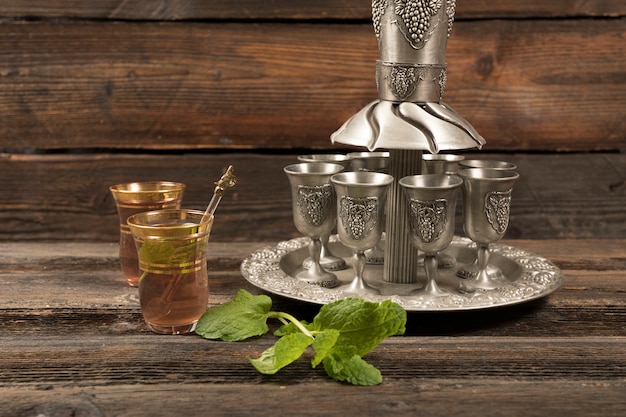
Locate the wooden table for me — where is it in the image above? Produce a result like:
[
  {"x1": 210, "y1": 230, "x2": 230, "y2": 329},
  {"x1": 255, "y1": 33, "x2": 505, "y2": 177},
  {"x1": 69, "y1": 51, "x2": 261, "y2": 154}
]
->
[{"x1": 1, "y1": 239, "x2": 625, "y2": 416}]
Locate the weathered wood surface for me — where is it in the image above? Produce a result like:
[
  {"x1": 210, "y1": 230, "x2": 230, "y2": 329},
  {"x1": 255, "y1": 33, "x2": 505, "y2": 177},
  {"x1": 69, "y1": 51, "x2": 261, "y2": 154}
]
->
[
  {"x1": 0, "y1": 239, "x2": 625, "y2": 416},
  {"x1": 1, "y1": 0, "x2": 625, "y2": 19},
  {"x1": 0, "y1": 152, "x2": 624, "y2": 242},
  {"x1": 1, "y1": 19, "x2": 624, "y2": 152}
]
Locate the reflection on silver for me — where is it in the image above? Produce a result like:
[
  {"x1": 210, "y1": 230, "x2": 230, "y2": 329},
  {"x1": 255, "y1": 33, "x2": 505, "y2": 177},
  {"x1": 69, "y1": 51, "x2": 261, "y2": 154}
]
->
[
  {"x1": 332, "y1": 0, "x2": 484, "y2": 153},
  {"x1": 240, "y1": 236, "x2": 563, "y2": 311}
]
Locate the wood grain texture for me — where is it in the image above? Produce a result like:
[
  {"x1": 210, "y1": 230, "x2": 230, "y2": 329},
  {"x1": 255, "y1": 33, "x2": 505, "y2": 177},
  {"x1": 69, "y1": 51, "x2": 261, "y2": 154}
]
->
[
  {"x1": 1, "y1": 19, "x2": 624, "y2": 152},
  {"x1": 1, "y1": 381, "x2": 625, "y2": 417},
  {"x1": 0, "y1": 239, "x2": 625, "y2": 416},
  {"x1": 1, "y1": 0, "x2": 625, "y2": 20},
  {"x1": 0, "y1": 152, "x2": 624, "y2": 242}
]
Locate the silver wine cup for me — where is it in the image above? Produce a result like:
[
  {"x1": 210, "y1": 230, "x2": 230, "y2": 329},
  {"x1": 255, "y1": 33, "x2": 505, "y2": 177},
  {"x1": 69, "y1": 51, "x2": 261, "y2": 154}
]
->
[
  {"x1": 284, "y1": 162, "x2": 344, "y2": 287},
  {"x1": 458, "y1": 159, "x2": 517, "y2": 171},
  {"x1": 420, "y1": 153, "x2": 465, "y2": 268},
  {"x1": 331, "y1": 171, "x2": 393, "y2": 295},
  {"x1": 346, "y1": 151, "x2": 390, "y2": 265},
  {"x1": 400, "y1": 174, "x2": 462, "y2": 296},
  {"x1": 422, "y1": 153, "x2": 465, "y2": 175},
  {"x1": 297, "y1": 154, "x2": 351, "y2": 271},
  {"x1": 457, "y1": 168, "x2": 519, "y2": 292}
]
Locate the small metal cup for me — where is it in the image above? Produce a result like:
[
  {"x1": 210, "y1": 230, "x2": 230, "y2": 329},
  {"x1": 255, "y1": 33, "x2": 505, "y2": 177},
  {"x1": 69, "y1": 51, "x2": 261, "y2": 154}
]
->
[
  {"x1": 297, "y1": 154, "x2": 352, "y2": 169},
  {"x1": 457, "y1": 168, "x2": 519, "y2": 292},
  {"x1": 458, "y1": 159, "x2": 517, "y2": 171},
  {"x1": 422, "y1": 154, "x2": 465, "y2": 175},
  {"x1": 347, "y1": 151, "x2": 390, "y2": 264},
  {"x1": 347, "y1": 151, "x2": 390, "y2": 173},
  {"x1": 284, "y1": 163, "x2": 344, "y2": 287},
  {"x1": 331, "y1": 171, "x2": 393, "y2": 295},
  {"x1": 400, "y1": 174, "x2": 462, "y2": 296}
]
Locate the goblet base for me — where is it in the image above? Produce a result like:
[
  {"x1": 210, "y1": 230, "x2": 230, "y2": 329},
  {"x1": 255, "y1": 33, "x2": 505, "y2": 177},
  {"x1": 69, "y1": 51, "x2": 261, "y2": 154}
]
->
[
  {"x1": 456, "y1": 262, "x2": 504, "y2": 280},
  {"x1": 457, "y1": 275, "x2": 512, "y2": 293},
  {"x1": 365, "y1": 246, "x2": 385, "y2": 265},
  {"x1": 303, "y1": 255, "x2": 347, "y2": 271},
  {"x1": 418, "y1": 252, "x2": 457, "y2": 269},
  {"x1": 295, "y1": 269, "x2": 339, "y2": 288},
  {"x1": 343, "y1": 277, "x2": 380, "y2": 295}
]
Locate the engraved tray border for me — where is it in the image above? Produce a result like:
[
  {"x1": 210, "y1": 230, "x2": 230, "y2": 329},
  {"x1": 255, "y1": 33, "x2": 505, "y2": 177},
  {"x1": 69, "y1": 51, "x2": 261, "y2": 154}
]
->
[{"x1": 240, "y1": 235, "x2": 563, "y2": 311}]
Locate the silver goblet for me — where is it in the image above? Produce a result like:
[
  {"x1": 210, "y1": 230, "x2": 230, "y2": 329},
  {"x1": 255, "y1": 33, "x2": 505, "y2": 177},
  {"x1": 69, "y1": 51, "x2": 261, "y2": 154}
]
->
[
  {"x1": 346, "y1": 151, "x2": 390, "y2": 265},
  {"x1": 457, "y1": 168, "x2": 519, "y2": 292},
  {"x1": 458, "y1": 159, "x2": 517, "y2": 171},
  {"x1": 420, "y1": 153, "x2": 465, "y2": 268},
  {"x1": 284, "y1": 162, "x2": 344, "y2": 287},
  {"x1": 331, "y1": 171, "x2": 393, "y2": 295},
  {"x1": 297, "y1": 154, "x2": 351, "y2": 271},
  {"x1": 400, "y1": 174, "x2": 462, "y2": 296},
  {"x1": 422, "y1": 153, "x2": 465, "y2": 175}
]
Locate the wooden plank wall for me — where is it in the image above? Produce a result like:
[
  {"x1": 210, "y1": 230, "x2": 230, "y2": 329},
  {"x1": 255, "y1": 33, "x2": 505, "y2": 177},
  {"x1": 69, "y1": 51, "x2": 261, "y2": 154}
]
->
[{"x1": 1, "y1": 1, "x2": 625, "y2": 242}]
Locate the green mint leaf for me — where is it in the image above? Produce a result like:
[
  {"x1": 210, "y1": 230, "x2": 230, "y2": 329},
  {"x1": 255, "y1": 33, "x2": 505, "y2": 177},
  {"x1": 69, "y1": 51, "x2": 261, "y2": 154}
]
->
[
  {"x1": 248, "y1": 332, "x2": 313, "y2": 375},
  {"x1": 322, "y1": 346, "x2": 382, "y2": 386},
  {"x1": 274, "y1": 319, "x2": 312, "y2": 337},
  {"x1": 312, "y1": 298, "x2": 406, "y2": 356},
  {"x1": 195, "y1": 289, "x2": 272, "y2": 341},
  {"x1": 311, "y1": 329, "x2": 340, "y2": 368}
]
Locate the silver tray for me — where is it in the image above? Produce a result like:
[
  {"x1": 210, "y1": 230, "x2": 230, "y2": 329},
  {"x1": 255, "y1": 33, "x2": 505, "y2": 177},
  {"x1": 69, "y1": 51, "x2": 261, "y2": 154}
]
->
[{"x1": 240, "y1": 235, "x2": 563, "y2": 311}]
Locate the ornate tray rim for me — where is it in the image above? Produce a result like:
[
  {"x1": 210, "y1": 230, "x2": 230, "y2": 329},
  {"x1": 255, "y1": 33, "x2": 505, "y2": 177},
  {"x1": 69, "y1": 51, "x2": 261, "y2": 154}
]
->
[{"x1": 240, "y1": 235, "x2": 563, "y2": 312}]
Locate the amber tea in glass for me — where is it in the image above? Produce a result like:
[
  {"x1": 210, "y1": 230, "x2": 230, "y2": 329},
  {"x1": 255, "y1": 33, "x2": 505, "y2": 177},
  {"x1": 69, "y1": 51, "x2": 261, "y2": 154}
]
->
[
  {"x1": 110, "y1": 181, "x2": 185, "y2": 287},
  {"x1": 128, "y1": 209, "x2": 213, "y2": 335}
]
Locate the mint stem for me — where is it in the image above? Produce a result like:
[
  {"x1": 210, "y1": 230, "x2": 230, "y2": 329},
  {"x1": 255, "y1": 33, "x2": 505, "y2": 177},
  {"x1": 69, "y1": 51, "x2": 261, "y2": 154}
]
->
[{"x1": 268, "y1": 311, "x2": 315, "y2": 338}]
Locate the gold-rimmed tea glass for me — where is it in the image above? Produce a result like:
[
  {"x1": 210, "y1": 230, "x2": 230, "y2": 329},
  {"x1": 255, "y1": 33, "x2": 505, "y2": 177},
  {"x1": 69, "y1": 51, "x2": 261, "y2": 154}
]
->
[
  {"x1": 128, "y1": 209, "x2": 213, "y2": 335},
  {"x1": 110, "y1": 181, "x2": 185, "y2": 287}
]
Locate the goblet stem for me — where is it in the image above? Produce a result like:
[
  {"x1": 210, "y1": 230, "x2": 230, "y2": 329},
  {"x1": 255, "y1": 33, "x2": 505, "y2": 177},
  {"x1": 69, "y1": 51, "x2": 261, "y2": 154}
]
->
[
  {"x1": 303, "y1": 234, "x2": 347, "y2": 271},
  {"x1": 459, "y1": 243, "x2": 507, "y2": 292},
  {"x1": 295, "y1": 238, "x2": 339, "y2": 288},
  {"x1": 345, "y1": 251, "x2": 379, "y2": 295},
  {"x1": 413, "y1": 254, "x2": 448, "y2": 296},
  {"x1": 365, "y1": 242, "x2": 385, "y2": 265}
]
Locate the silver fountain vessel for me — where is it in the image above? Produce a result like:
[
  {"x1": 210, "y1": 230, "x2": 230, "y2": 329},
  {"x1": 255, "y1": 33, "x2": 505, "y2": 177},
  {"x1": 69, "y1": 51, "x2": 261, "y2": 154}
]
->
[{"x1": 331, "y1": 0, "x2": 485, "y2": 283}]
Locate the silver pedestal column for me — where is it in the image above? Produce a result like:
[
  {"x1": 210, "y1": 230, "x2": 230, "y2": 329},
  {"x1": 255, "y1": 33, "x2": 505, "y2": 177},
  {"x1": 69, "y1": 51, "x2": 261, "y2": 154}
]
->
[{"x1": 331, "y1": 0, "x2": 485, "y2": 283}]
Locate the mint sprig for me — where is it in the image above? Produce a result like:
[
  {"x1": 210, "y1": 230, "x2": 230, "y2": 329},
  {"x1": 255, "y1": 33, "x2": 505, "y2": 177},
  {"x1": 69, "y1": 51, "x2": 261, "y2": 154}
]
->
[{"x1": 195, "y1": 289, "x2": 406, "y2": 385}]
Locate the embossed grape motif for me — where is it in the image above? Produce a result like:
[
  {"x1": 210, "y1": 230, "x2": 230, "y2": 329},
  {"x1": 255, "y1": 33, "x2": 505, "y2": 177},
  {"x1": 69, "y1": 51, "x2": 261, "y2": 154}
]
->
[
  {"x1": 485, "y1": 190, "x2": 512, "y2": 234},
  {"x1": 372, "y1": 1, "x2": 456, "y2": 46},
  {"x1": 339, "y1": 196, "x2": 379, "y2": 240},
  {"x1": 409, "y1": 198, "x2": 447, "y2": 243},
  {"x1": 395, "y1": 0, "x2": 444, "y2": 49},
  {"x1": 390, "y1": 66, "x2": 417, "y2": 99},
  {"x1": 297, "y1": 185, "x2": 332, "y2": 227}
]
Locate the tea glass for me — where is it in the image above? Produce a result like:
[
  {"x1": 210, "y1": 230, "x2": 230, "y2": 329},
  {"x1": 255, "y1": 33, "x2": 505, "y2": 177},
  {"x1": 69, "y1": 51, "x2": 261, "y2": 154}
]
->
[
  {"x1": 331, "y1": 171, "x2": 393, "y2": 295},
  {"x1": 110, "y1": 181, "x2": 185, "y2": 287},
  {"x1": 400, "y1": 174, "x2": 462, "y2": 296},
  {"x1": 127, "y1": 209, "x2": 213, "y2": 335},
  {"x1": 457, "y1": 168, "x2": 519, "y2": 292},
  {"x1": 284, "y1": 162, "x2": 344, "y2": 287}
]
